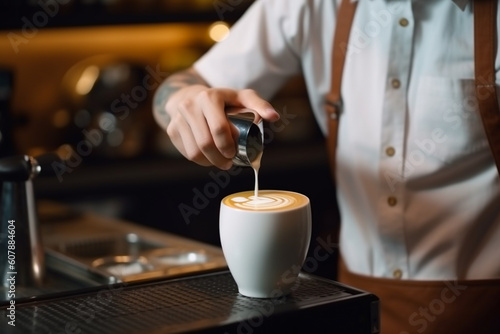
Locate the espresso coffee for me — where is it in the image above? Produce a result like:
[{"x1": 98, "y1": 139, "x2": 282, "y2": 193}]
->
[{"x1": 222, "y1": 190, "x2": 309, "y2": 212}]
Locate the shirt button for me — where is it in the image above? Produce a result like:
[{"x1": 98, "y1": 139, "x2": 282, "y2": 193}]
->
[
  {"x1": 393, "y1": 269, "x2": 403, "y2": 279},
  {"x1": 385, "y1": 147, "x2": 395, "y2": 157},
  {"x1": 399, "y1": 18, "x2": 409, "y2": 27},
  {"x1": 387, "y1": 196, "x2": 397, "y2": 206},
  {"x1": 391, "y1": 79, "x2": 401, "y2": 89}
]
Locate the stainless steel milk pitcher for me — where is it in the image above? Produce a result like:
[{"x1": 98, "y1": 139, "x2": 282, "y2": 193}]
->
[{"x1": 227, "y1": 109, "x2": 264, "y2": 167}]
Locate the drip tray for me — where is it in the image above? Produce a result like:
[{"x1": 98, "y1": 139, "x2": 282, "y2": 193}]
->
[
  {"x1": 42, "y1": 211, "x2": 227, "y2": 285},
  {"x1": 0, "y1": 271, "x2": 380, "y2": 334}
]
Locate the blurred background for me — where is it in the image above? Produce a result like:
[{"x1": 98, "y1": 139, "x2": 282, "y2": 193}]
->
[{"x1": 0, "y1": 0, "x2": 338, "y2": 279}]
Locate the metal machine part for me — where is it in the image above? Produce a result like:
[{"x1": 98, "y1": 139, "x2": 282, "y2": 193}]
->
[{"x1": 0, "y1": 155, "x2": 44, "y2": 292}]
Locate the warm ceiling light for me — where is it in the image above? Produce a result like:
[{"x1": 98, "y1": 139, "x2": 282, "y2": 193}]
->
[
  {"x1": 208, "y1": 21, "x2": 230, "y2": 42},
  {"x1": 75, "y1": 65, "x2": 100, "y2": 95}
]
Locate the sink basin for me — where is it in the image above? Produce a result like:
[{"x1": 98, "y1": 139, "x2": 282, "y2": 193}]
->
[
  {"x1": 152, "y1": 250, "x2": 209, "y2": 265},
  {"x1": 92, "y1": 255, "x2": 154, "y2": 276},
  {"x1": 51, "y1": 233, "x2": 165, "y2": 258},
  {"x1": 42, "y1": 212, "x2": 227, "y2": 285}
]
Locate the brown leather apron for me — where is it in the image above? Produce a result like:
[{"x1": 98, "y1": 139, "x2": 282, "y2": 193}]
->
[
  {"x1": 338, "y1": 258, "x2": 500, "y2": 334},
  {"x1": 327, "y1": 1, "x2": 500, "y2": 333}
]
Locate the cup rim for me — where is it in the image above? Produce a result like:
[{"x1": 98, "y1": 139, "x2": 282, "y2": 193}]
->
[{"x1": 221, "y1": 189, "x2": 310, "y2": 213}]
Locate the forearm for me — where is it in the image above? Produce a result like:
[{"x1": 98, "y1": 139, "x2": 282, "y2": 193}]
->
[{"x1": 152, "y1": 67, "x2": 208, "y2": 129}]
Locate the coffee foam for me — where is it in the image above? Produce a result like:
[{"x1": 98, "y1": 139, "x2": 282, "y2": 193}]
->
[{"x1": 222, "y1": 190, "x2": 308, "y2": 211}]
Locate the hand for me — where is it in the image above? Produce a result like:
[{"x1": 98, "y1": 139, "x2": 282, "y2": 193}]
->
[{"x1": 165, "y1": 84, "x2": 280, "y2": 170}]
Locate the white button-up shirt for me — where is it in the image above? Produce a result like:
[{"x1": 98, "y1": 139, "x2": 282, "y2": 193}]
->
[{"x1": 194, "y1": 0, "x2": 500, "y2": 280}]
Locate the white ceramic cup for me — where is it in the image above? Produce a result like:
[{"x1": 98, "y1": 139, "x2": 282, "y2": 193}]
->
[{"x1": 220, "y1": 190, "x2": 311, "y2": 298}]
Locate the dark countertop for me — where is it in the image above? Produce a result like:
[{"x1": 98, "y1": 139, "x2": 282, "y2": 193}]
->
[{"x1": 0, "y1": 271, "x2": 380, "y2": 334}]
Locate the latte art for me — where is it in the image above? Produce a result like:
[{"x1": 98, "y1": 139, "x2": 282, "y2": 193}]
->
[
  {"x1": 223, "y1": 190, "x2": 308, "y2": 211},
  {"x1": 231, "y1": 193, "x2": 296, "y2": 210}
]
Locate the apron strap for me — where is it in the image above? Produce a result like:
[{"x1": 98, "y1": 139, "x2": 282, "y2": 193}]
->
[
  {"x1": 326, "y1": 0, "x2": 500, "y2": 180},
  {"x1": 474, "y1": 0, "x2": 500, "y2": 175}
]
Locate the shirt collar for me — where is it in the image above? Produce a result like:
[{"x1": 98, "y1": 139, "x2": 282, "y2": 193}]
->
[
  {"x1": 351, "y1": 0, "x2": 470, "y2": 11},
  {"x1": 452, "y1": 0, "x2": 469, "y2": 11}
]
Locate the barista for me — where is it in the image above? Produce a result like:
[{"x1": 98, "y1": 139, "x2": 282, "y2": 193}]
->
[{"x1": 153, "y1": 1, "x2": 500, "y2": 332}]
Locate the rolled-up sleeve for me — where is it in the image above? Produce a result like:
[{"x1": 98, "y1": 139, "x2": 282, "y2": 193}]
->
[{"x1": 194, "y1": 0, "x2": 303, "y2": 100}]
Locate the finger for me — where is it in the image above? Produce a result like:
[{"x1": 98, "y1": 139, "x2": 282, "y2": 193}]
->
[
  {"x1": 234, "y1": 89, "x2": 281, "y2": 122},
  {"x1": 167, "y1": 115, "x2": 212, "y2": 167},
  {"x1": 179, "y1": 102, "x2": 234, "y2": 169},
  {"x1": 195, "y1": 89, "x2": 238, "y2": 160},
  {"x1": 175, "y1": 121, "x2": 233, "y2": 169}
]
